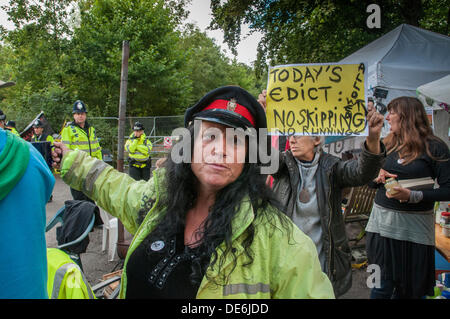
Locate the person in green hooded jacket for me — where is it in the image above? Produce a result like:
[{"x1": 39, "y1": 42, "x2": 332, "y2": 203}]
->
[{"x1": 52, "y1": 86, "x2": 334, "y2": 299}]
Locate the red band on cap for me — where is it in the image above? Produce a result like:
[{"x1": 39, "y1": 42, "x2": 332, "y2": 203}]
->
[{"x1": 202, "y1": 99, "x2": 255, "y2": 127}]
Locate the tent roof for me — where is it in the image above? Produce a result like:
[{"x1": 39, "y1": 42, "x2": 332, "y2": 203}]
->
[
  {"x1": 340, "y1": 24, "x2": 450, "y2": 101},
  {"x1": 417, "y1": 74, "x2": 450, "y2": 112}
]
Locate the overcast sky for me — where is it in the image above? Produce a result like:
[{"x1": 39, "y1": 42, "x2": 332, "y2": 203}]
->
[
  {"x1": 0, "y1": 0, "x2": 261, "y2": 66},
  {"x1": 186, "y1": 0, "x2": 262, "y2": 65},
  {"x1": 0, "y1": 0, "x2": 12, "y2": 29}
]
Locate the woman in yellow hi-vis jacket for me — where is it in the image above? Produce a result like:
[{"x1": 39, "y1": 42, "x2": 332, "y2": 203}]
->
[
  {"x1": 125, "y1": 121, "x2": 152, "y2": 181},
  {"x1": 52, "y1": 86, "x2": 335, "y2": 299},
  {"x1": 60, "y1": 100, "x2": 102, "y2": 202}
]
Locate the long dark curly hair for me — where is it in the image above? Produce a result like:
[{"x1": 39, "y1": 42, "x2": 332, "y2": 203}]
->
[{"x1": 144, "y1": 123, "x2": 291, "y2": 287}]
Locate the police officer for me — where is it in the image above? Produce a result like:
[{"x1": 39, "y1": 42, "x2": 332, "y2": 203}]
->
[
  {"x1": 30, "y1": 118, "x2": 55, "y2": 202},
  {"x1": 5, "y1": 121, "x2": 20, "y2": 137},
  {"x1": 125, "y1": 121, "x2": 152, "y2": 181},
  {"x1": 61, "y1": 100, "x2": 102, "y2": 202},
  {"x1": 31, "y1": 119, "x2": 54, "y2": 144}
]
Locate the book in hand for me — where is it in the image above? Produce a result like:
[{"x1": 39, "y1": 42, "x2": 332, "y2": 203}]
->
[{"x1": 398, "y1": 177, "x2": 435, "y2": 190}]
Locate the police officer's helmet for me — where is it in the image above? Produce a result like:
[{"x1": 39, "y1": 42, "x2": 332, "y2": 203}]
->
[
  {"x1": 133, "y1": 121, "x2": 144, "y2": 131},
  {"x1": 6, "y1": 120, "x2": 15, "y2": 128},
  {"x1": 33, "y1": 119, "x2": 44, "y2": 128},
  {"x1": 72, "y1": 100, "x2": 88, "y2": 114}
]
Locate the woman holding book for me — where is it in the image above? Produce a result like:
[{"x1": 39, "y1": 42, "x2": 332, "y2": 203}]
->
[{"x1": 366, "y1": 96, "x2": 450, "y2": 299}]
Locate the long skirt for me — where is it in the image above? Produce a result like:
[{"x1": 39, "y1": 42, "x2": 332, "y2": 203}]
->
[{"x1": 366, "y1": 232, "x2": 435, "y2": 298}]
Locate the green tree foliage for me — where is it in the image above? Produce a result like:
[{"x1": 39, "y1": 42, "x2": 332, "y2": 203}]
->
[
  {"x1": 0, "y1": 0, "x2": 75, "y2": 90},
  {"x1": 179, "y1": 24, "x2": 264, "y2": 104},
  {"x1": 0, "y1": 0, "x2": 266, "y2": 139},
  {"x1": 210, "y1": 0, "x2": 450, "y2": 75},
  {"x1": 179, "y1": 24, "x2": 231, "y2": 105},
  {"x1": 66, "y1": 0, "x2": 192, "y2": 117},
  {"x1": 0, "y1": 0, "x2": 76, "y2": 131}
]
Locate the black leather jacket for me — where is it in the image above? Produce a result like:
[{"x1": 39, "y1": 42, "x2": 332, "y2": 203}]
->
[{"x1": 272, "y1": 141, "x2": 386, "y2": 297}]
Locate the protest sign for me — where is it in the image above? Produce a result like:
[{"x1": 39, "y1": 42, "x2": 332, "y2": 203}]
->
[{"x1": 266, "y1": 62, "x2": 368, "y2": 136}]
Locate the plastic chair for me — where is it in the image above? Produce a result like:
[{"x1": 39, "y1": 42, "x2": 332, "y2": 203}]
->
[
  {"x1": 99, "y1": 210, "x2": 118, "y2": 261},
  {"x1": 46, "y1": 206, "x2": 96, "y2": 247}
]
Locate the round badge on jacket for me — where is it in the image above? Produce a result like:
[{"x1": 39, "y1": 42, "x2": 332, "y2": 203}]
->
[{"x1": 150, "y1": 240, "x2": 165, "y2": 251}]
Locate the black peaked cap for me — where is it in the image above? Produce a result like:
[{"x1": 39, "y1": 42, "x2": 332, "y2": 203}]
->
[{"x1": 184, "y1": 86, "x2": 266, "y2": 130}]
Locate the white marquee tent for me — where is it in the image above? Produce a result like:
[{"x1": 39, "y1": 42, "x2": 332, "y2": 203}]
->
[
  {"x1": 416, "y1": 74, "x2": 450, "y2": 144},
  {"x1": 340, "y1": 24, "x2": 450, "y2": 104},
  {"x1": 325, "y1": 24, "x2": 450, "y2": 153},
  {"x1": 416, "y1": 74, "x2": 450, "y2": 113}
]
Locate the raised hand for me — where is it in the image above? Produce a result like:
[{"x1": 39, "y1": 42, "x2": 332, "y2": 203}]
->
[
  {"x1": 51, "y1": 141, "x2": 70, "y2": 169},
  {"x1": 366, "y1": 102, "x2": 384, "y2": 141},
  {"x1": 365, "y1": 102, "x2": 384, "y2": 154}
]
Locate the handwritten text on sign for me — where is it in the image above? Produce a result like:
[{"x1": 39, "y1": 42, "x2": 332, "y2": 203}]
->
[{"x1": 266, "y1": 63, "x2": 367, "y2": 136}]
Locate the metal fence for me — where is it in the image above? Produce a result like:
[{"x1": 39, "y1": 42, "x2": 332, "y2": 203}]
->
[
  {"x1": 89, "y1": 115, "x2": 184, "y2": 170},
  {"x1": 23, "y1": 113, "x2": 367, "y2": 170}
]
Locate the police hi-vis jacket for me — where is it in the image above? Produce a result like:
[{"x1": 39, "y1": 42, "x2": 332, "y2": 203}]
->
[
  {"x1": 7, "y1": 127, "x2": 20, "y2": 137},
  {"x1": 125, "y1": 132, "x2": 152, "y2": 168},
  {"x1": 61, "y1": 122, "x2": 102, "y2": 160},
  {"x1": 31, "y1": 133, "x2": 54, "y2": 144},
  {"x1": 61, "y1": 149, "x2": 335, "y2": 299},
  {"x1": 47, "y1": 248, "x2": 95, "y2": 299}
]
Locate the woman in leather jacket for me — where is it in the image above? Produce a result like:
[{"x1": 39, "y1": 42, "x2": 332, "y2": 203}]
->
[{"x1": 271, "y1": 102, "x2": 386, "y2": 297}]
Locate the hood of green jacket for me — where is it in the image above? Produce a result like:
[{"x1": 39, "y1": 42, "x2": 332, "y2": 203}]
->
[{"x1": 0, "y1": 130, "x2": 30, "y2": 201}]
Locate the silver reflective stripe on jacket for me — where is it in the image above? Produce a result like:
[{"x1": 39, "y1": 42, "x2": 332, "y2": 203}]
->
[
  {"x1": 222, "y1": 283, "x2": 270, "y2": 296},
  {"x1": 62, "y1": 141, "x2": 100, "y2": 151},
  {"x1": 51, "y1": 263, "x2": 94, "y2": 299},
  {"x1": 130, "y1": 154, "x2": 149, "y2": 161},
  {"x1": 80, "y1": 147, "x2": 102, "y2": 154},
  {"x1": 71, "y1": 141, "x2": 91, "y2": 145},
  {"x1": 84, "y1": 160, "x2": 109, "y2": 193},
  {"x1": 126, "y1": 143, "x2": 150, "y2": 161}
]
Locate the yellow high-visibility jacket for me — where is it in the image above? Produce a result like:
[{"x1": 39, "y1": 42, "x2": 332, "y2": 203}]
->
[
  {"x1": 125, "y1": 132, "x2": 152, "y2": 168},
  {"x1": 31, "y1": 133, "x2": 54, "y2": 145},
  {"x1": 47, "y1": 248, "x2": 95, "y2": 299},
  {"x1": 7, "y1": 127, "x2": 20, "y2": 137},
  {"x1": 61, "y1": 150, "x2": 335, "y2": 299},
  {"x1": 61, "y1": 123, "x2": 102, "y2": 160}
]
